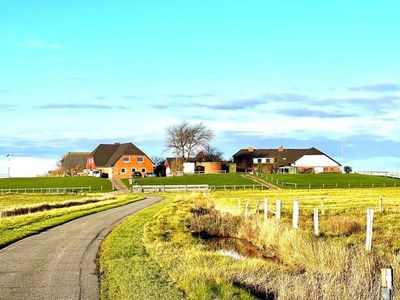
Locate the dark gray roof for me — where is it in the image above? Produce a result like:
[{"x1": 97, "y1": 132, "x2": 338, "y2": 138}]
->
[
  {"x1": 233, "y1": 147, "x2": 341, "y2": 166},
  {"x1": 89, "y1": 143, "x2": 149, "y2": 167},
  {"x1": 60, "y1": 152, "x2": 90, "y2": 169}
]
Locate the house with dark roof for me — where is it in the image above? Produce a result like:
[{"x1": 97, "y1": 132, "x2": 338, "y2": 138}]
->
[
  {"x1": 86, "y1": 143, "x2": 154, "y2": 179},
  {"x1": 60, "y1": 152, "x2": 90, "y2": 175},
  {"x1": 233, "y1": 146, "x2": 341, "y2": 174}
]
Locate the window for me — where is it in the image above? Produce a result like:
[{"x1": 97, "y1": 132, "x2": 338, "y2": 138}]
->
[
  {"x1": 137, "y1": 157, "x2": 144, "y2": 163},
  {"x1": 131, "y1": 168, "x2": 136, "y2": 173},
  {"x1": 266, "y1": 158, "x2": 271, "y2": 163},
  {"x1": 257, "y1": 158, "x2": 262, "y2": 164},
  {"x1": 283, "y1": 157, "x2": 287, "y2": 162},
  {"x1": 121, "y1": 168, "x2": 126, "y2": 173},
  {"x1": 123, "y1": 156, "x2": 130, "y2": 163},
  {"x1": 141, "y1": 168, "x2": 146, "y2": 173}
]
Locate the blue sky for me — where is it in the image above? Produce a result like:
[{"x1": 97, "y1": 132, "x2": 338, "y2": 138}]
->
[{"x1": 0, "y1": 1, "x2": 399, "y2": 176}]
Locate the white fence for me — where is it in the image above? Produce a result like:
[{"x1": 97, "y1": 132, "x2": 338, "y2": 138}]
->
[
  {"x1": 0, "y1": 186, "x2": 92, "y2": 194},
  {"x1": 132, "y1": 185, "x2": 210, "y2": 192},
  {"x1": 357, "y1": 171, "x2": 400, "y2": 179},
  {"x1": 132, "y1": 184, "x2": 264, "y2": 192}
]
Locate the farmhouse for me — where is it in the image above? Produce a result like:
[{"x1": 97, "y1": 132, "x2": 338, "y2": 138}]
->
[
  {"x1": 233, "y1": 146, "x2": 341, "y2": 174},
  {"x1": 60, "y1": 152, "x2": 90, "y2": 175},
  {"x1": 86, "y1": 142, "x2": 154, "y2": 179}
]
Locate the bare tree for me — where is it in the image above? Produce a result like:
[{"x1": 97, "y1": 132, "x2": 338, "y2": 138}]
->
[
  {"x1": 165, "y1": 121, "x2": 214, "y2": 161},
  {"x1": 201, "y1": 145, "x2": 223, "y2": 162}
]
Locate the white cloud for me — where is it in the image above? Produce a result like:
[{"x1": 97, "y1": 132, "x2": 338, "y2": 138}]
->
[
  {"x1": 0, "y1": 157, "x2": 57, "y2": 178},
  {"x1": 18, "y1": 38, "x2": 64, "y2": 50}
]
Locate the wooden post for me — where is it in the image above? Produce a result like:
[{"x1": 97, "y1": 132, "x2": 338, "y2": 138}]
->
[
  {"x1": 245, "y1": 200, "x2": 249, "y2": 219},
  {"x1": 276, "y1": 200, "x2": 282, "y2": 221},
  {"x1": 381, "y1": 267, "x2": 393, "y2": 300},
  {"x1": 313, "y1": 208, "x2": 319, "y2": 236},
  {"x1": 379, "y1": 195, "x2": 383, "y2": 213},
  {"x1": 293, "y1": 201, "x2": 299, "y2": 229},
  {"x1": 366, "y1": 209, "x2": 374, "y2": 251},
  {"x1": 264, "y1": 199, "x2": 268, "y2": 223}
]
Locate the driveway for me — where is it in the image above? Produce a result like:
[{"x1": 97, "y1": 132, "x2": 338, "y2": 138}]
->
[{"x1": 0, "y1": 196, "x2": 162, "y2": 300}]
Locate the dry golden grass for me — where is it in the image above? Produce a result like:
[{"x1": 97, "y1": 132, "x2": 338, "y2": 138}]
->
[{"x1": 139, "y1": 189, "x2": 400, "y2": 299}]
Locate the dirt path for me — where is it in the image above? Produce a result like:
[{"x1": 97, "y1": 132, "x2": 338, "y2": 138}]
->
[
  {"x1": 109, "y1": 178, "x2": 129, "y2": 193},
  {"x1": 0, "y1": 196, "x2": 162, "y2": 300},
  {"x1": 245, "y1": 175, "x2": 281, "y2": 190}
]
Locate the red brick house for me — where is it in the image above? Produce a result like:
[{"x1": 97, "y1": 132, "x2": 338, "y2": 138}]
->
[{"x1": 86, "y1": 143, "x2": 154, "y2": 179}]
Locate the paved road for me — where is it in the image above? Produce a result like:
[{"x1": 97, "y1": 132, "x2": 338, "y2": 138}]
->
[{"x1": 0, "y1": 196, "x2": 162, "y2": 300}]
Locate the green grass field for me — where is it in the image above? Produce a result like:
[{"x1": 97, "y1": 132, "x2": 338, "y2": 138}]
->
[
  {"x1": 103, "y1": 189, "x2": 400, "y2": 299},
  {"x1": 100, "y1": 199, "x2": 184, "y2": 300},
  {"x1": 0, "y1": 176, "x2": 112, "y2": 192},
  {"x1": 0, "y1": 194, "x2": 85, "y2": 210},
  {"x1": 0, "y1": 194, "x2": 141, "y2": 248},
  {"x1": 123, "y1": 173, "x2": 257, "y2": 187},
  {"x1": 260, "y1": 173, "x2": 400, "y2": 189}
]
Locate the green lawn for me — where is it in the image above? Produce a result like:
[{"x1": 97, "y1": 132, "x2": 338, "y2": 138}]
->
[
  {"x1": 260, "y1": 173, "x2": 400, "y2": 189},
  {"x1": 100, "y1": 198, "x2": 184, "y2": 300},
  {"x1": 123, "y1": 173, "x2": 257, "y2": 187},
  {"x1": 0, "y1": 194, "x2": 141, "y2": 249},
  {"x1": 0, "y1": 176, "x2": 112, "y2": 192}
]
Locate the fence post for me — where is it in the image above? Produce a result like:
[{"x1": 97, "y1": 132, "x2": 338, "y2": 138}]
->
[
  {"x1": 366, "y1": 208, "x2": 374, "y2": 251},
  {"x1": 308, "y1": 184, "x2": 311, "y2": 189},
  {"x1": 263, "y1": 199, "x2": 268, "y2": 223},
  {"x1": 245, "y1": 200, "x2": 249, "y2": 219},
  {"x1": 314, "y1": 208, "x2": 319, "y2": 236},
  {"x1": 381, "y1": 267, "x2": 393, "y2": 300},
  {"x1": 379, "y1": 195, "x2": 383, "y2": 213},
  {"x1": 293, "y1": 201, "x2": 299, "y2": 229},
  {"x1": 276, "y1": 200, "x2": 282, "y2": 221}
]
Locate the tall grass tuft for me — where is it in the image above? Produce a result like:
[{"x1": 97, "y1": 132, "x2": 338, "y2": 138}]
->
[{"x1": 190, "y1": 197, "x2": 386, "y2": 299}]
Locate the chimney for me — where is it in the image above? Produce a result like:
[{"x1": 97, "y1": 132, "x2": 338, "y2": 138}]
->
[
  {"x1": 248, "y1": 146, "x2": 254, "y2": 152},
  {"x1": 278, "y1": 145, "x2": 284, "y2": 152}
]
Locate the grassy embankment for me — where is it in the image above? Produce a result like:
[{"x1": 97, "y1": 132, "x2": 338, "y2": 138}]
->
[
  {"x1": 0, "y1": 176, "x2": 112, "y2": 192},
  {"x1": 100, "y1": 198, "x2": 184, "y2": 300},
  {"x1": 0, "y1": 194, "x2": 142, "y2": 248},
  {"x1": 259, "y1": 173, "x2": 400, "y2": 189},
  {"x1": 123, "y1": 173, "x2": 257, "y2": 187},
  {"x1": 101, "y1": 188, "x2": 400, "y2": 299}
]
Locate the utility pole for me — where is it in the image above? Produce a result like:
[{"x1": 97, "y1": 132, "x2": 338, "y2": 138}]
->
[
  {"x1": 341, "y1": 137, "x2": 344, "y2": 173},
  {"x1": 7, "y1": 154, "x2": 10, "y2": 178}
]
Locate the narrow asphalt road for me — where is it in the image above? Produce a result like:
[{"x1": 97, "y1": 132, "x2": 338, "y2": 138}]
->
[{"x1": 0, "y1": 196, "x2": 162, "y2": 300}]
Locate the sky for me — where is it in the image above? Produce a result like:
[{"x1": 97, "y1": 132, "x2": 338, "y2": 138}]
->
[{"x1": 0, "y1": 1, "x2": 399, "y2": 176}]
